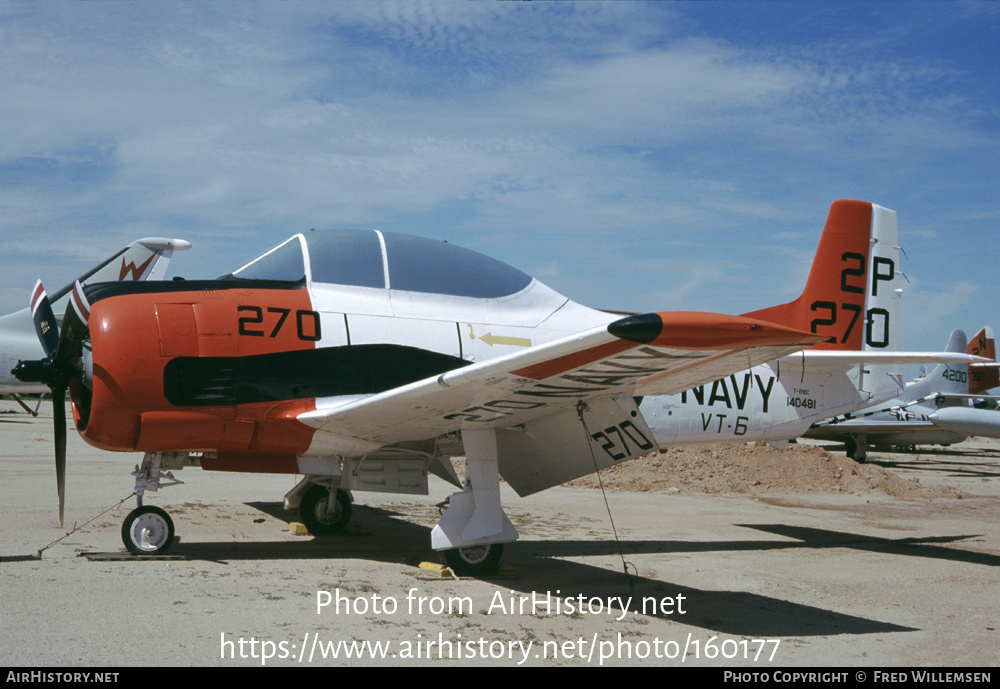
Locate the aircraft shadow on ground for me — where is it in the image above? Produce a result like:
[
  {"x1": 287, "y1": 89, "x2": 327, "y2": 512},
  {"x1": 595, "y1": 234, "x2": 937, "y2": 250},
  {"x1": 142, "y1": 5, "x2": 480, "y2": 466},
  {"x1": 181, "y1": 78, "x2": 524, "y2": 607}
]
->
[
  {"x1": 867, "y1": 456, "x2": 1000, "y2": 480},
  {"x1": 816, "y1": 442, "x2": 1000, "y2": 480},
  {"x1": 736, "y1": 524, "x2": 998, "y2": 566},
  {"x1": 151, "y1": 501, "x2": 1000, "y2": 636}
]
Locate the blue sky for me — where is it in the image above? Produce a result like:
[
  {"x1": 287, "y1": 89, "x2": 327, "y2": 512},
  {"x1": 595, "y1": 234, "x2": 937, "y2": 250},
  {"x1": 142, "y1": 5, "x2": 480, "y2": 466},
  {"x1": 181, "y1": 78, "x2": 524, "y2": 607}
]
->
[{"x1": 1, "y1": 1, "x2": 997, "y2": 355}]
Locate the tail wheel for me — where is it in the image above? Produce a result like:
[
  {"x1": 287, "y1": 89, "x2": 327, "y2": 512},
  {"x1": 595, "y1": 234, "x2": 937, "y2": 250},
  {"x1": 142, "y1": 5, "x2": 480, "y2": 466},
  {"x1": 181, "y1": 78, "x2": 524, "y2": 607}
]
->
[
  {"x1": 122, "y1": 506, "x2": 175, "y2": 556},
  {"x1": 300, "y1": 485, "x2": 352, "y2": 535},
  {"x1": 444, "y1": 543, "x2": 503, "y2": 576}
]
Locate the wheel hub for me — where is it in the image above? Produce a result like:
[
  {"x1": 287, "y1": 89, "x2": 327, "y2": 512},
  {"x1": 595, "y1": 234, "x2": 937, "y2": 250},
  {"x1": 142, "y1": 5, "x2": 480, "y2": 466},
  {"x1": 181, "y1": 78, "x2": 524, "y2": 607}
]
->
[{"x1": 131, "y1": 514, "x2": 169, "y2": 551}]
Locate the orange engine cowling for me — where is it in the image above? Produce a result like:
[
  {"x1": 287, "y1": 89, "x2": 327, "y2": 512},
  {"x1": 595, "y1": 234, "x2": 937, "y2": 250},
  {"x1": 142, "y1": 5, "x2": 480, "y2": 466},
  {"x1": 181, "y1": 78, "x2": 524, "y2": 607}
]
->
[{"x1": 73, "y1": 281, "x2": 319, "y2": 457}]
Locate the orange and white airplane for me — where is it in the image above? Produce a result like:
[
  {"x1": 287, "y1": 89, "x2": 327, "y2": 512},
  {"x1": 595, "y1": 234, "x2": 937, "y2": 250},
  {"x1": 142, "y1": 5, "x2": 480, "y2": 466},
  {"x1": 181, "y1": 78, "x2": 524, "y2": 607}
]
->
[{"x1": 14, "y1": 201, "x2": 983, "y2": 573}]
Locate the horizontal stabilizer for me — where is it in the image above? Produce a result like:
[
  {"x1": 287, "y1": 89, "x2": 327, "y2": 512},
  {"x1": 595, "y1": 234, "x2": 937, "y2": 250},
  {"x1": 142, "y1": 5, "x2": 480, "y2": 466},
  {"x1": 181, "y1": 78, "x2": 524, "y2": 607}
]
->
[{"x1": 788, "y1": 351, "x2": 990, "y2": 367}]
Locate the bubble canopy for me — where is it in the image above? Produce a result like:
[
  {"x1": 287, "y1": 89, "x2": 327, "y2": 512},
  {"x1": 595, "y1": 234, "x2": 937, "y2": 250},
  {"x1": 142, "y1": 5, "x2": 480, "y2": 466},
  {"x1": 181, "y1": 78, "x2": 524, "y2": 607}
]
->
[{"x1": 230, "y1": 229, "x2": 533, "y2": 299}]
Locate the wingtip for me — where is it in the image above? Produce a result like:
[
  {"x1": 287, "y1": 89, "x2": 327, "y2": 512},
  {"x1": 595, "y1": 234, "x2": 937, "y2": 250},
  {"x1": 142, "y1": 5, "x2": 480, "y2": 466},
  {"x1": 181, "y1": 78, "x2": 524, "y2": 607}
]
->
[{"x1": 137, "y1": 237, "x2": 193, "y2": 252}]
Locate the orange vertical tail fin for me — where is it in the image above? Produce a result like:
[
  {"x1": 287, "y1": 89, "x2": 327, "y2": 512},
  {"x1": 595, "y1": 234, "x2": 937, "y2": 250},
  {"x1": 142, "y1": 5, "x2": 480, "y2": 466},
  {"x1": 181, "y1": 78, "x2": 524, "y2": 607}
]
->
[{"x1": 743, "y1": 199, "x2": 901, "y2": 353}]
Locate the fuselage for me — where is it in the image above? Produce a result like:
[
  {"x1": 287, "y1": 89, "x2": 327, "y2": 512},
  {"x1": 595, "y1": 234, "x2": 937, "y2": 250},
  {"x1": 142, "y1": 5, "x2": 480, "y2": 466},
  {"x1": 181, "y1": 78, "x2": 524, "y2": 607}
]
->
[{"x1": 71, "y1": 230, "x2": 614, "y2": 460}]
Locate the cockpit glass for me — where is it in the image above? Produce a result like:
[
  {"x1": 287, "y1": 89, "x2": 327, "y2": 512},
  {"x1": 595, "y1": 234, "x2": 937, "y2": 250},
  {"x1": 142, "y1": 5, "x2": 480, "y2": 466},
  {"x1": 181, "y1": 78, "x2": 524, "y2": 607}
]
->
[
  {"x1": 306, "y1": 229, "x2": 385, "y2": 289},
  {"x1": 230, "y1": 236, "x2": 306, "y2": 282},
  {"x1": 382, "y1": 232, "x2": 532, "y2": 298},
  {"x1": 231, "y1": 229, "x2": 533, "y2": 298}
]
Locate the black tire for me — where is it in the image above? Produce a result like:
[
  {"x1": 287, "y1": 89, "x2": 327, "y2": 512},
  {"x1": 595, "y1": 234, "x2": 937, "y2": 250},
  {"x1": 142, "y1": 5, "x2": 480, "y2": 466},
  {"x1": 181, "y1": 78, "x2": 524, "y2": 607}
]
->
[
  {"x1": 444, "y1": 543, "x2": 503, "y2": 576},
  {"x1": 844, "y1": 438, "x2": 868, "y2": 463},
  {"x1": 300, "y1": 485, "x2": 352, "y2": 535},
  {"x1": 122, "y1": 505, "x2": 175, "y2": 556}
]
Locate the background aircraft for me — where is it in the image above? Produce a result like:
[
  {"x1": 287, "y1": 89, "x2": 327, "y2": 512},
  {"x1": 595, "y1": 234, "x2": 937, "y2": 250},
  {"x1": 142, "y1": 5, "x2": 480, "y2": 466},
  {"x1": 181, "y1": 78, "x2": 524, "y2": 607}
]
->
[
  {"x1": 14, "y1": 201, "x2": 986, "y2": 574},
  {"x1": 0, "y1": 237, "x2": 191, "y2": 413},
  {"x1": 805, "y1": 328, "x2": 1000, "y2": 460}
]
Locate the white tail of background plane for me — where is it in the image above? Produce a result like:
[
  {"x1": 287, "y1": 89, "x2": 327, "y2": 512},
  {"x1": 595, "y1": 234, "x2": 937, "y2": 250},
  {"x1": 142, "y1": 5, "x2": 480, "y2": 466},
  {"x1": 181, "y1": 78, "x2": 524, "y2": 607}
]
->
[
  {"x1": 907, "y1": 329, "x2": 969, "y2": 398},
  {"x1": 1, "y1": 237, "x2": 191, "y2": 396},
  {"x1": 47, "y1": 237, "x2": 191, "y2": 307}
]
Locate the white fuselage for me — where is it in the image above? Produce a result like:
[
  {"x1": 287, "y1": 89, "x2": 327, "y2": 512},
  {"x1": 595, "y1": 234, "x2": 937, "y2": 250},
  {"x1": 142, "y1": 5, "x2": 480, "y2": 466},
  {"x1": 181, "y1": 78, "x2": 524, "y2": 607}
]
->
[
  {"x1": 640, "y1": 357, "x2": 882, "y2": 446},
  {"x1": 0, "y1": 309, "x2": 50, "y2": 394}
]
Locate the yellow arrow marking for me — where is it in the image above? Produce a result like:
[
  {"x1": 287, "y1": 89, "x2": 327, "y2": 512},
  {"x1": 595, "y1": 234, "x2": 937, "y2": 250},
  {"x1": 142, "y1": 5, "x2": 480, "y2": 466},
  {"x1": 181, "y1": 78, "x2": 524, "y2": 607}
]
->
[{"x1": 479, "y1": 332, "x2": 532, "y2": 348}]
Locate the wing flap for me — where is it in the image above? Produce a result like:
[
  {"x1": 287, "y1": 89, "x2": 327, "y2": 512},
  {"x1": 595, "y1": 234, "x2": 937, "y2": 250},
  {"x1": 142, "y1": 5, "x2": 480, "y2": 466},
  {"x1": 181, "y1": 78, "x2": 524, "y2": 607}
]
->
[{"x1": 496, "y1": 396, "x2": 657, "y2": 496}]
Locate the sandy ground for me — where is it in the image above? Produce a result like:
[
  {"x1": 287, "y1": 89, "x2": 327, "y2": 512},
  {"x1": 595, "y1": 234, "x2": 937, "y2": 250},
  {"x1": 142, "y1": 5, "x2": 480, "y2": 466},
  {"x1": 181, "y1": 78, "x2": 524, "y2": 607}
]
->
[{"x1": 1, "y1": 400, "x2": 998, "y2": 667}]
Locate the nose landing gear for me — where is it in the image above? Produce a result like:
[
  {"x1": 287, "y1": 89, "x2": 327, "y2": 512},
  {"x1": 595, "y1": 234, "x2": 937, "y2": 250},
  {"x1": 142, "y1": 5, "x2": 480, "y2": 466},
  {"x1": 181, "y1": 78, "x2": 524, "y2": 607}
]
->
[{"x1": 121, "y1": 452, "x2": 186, "y2": 556}]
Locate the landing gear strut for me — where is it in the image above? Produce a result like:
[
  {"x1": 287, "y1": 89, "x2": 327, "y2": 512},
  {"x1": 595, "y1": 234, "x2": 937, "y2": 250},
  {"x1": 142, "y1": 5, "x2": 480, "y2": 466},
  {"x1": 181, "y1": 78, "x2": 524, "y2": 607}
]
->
[
  {"x1": 432, "y1": 430, "x2": 516, "y2": 576},
  {"x1": 121, "y1": 452, "x2": 185, "y2": 555},
  {"x1": 845, "y1": 435, "x2": 868, "y2": 463}
]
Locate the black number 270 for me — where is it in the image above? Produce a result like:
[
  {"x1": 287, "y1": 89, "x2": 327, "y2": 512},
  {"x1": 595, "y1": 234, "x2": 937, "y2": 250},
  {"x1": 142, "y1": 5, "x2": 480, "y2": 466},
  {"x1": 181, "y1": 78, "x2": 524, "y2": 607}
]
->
[{"x1": 238, "y1": 305, "x2": 322, "y2": 341}]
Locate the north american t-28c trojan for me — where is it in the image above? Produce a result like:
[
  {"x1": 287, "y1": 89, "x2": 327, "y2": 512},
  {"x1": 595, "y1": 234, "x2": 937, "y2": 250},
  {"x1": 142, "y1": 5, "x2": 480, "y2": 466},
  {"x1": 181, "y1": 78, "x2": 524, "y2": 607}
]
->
[{"x1": 15, "y1": 200, "x2": 981, "y2": 574}]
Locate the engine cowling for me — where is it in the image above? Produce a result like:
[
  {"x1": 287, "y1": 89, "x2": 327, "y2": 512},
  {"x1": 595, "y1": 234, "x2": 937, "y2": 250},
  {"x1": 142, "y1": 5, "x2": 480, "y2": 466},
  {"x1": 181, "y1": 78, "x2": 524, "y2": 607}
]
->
[{"x1": 74, "y1": 281, "x2": 319, "y2": 457}]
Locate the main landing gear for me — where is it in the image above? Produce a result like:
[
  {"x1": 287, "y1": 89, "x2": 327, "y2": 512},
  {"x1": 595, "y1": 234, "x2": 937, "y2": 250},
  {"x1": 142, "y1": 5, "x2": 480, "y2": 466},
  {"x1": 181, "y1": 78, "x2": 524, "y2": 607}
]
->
[
  {"x1": 431, "y1": 429, "x2": 516, "y2": 576},
  {"x1": 291, "y1": 477, "x2": 504, "y2": 576},
  {"x1": 298, "y1": 484, "x2": 352, "y2": 536}
]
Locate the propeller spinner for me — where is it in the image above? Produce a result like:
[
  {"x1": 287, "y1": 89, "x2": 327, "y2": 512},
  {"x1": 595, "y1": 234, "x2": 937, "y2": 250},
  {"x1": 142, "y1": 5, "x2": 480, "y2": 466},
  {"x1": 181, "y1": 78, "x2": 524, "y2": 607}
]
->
[{"x1": 12, "y1": 280, "x2": 91, "y2": 526}]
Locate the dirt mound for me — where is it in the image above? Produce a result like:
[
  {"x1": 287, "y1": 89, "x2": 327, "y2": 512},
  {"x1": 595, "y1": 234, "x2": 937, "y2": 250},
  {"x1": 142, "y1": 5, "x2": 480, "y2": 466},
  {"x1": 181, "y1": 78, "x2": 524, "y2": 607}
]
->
[{"x1": 567, "y1": 442, "x2": 963, "y2": 499}]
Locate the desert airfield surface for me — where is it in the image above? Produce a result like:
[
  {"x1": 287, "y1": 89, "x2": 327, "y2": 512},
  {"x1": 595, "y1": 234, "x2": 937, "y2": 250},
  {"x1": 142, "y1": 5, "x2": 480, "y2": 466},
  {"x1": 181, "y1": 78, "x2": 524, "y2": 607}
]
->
[{"x1": 1, "y1": 399, "x2": 998, "y2": 667}]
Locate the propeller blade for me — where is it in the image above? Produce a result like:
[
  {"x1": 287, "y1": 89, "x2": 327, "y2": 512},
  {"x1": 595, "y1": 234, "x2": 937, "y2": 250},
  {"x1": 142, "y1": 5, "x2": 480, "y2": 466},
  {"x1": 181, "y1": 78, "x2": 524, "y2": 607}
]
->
[
  {"x1": 49, "y1": 283, "x2": 90, "y2": 528},
  {"x1": 53, "y1": 385, "x2": 67, "y2": 527},
  {"x1": 54, "y1": 281, "x2": 91, "y2": 367},
  {"x1": 15, "y1": 280, "x2": 92, "y2": 528},
  {"x1": 29, "y1": 280, "x2": 60, "y2": 359}
]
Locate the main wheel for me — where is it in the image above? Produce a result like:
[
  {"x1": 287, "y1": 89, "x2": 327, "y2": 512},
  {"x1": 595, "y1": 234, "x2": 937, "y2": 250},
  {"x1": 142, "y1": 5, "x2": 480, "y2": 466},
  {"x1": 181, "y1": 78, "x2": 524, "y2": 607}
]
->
[
  {"x1": 122, "y1": 505, "x2": 175, "y2": 555},
  {"x1": 444, "y1": 543, "x2": 503, "y2": 576},
  {"x1": 300, "y1": 485, "x2": 352, "y2": 535}
]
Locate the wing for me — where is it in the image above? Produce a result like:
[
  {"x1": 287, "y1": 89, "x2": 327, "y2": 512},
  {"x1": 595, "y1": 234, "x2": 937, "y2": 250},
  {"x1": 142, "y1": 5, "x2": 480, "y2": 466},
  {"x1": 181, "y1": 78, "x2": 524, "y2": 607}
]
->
[
  {"x1": 298, "y1": 311, "x2": 822, "y2": 457},
  {"x1": 813, "y1": 391, "x2": 1000, "y2": 427}
]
